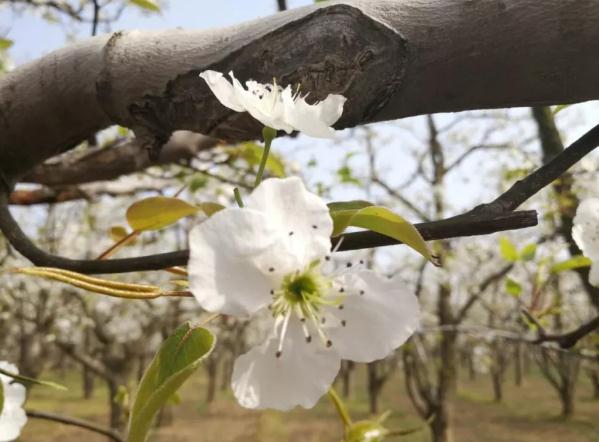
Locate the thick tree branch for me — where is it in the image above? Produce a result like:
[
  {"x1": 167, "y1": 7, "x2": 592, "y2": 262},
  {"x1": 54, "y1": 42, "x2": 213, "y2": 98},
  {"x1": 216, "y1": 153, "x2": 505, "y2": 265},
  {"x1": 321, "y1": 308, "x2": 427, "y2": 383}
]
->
[
  {"x1": 21, "y1": 131, "x2": 217, "y2": 187},
  {"x1": 26, "y1": 410, "x2": 123, "y2": 442},
  {"x1": 2, "y1": 1, "x2": 599, "y2": 181}
]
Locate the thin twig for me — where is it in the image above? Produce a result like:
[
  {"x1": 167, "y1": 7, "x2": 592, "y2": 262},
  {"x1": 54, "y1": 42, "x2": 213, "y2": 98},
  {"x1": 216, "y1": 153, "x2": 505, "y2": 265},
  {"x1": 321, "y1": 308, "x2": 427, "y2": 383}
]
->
[
  {"x1": 1, "y1": 124, "x2": 598, "y2": 274},
  {"x1": 26, "y1": 409, "x2": 123, "y2": 442}
]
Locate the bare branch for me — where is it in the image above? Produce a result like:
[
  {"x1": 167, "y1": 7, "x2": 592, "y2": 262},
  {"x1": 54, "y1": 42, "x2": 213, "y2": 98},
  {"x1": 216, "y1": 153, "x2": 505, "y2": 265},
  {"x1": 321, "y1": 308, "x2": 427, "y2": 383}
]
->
[{"x1": 26, "y1": 410, "x2": 123, "y2": 442}]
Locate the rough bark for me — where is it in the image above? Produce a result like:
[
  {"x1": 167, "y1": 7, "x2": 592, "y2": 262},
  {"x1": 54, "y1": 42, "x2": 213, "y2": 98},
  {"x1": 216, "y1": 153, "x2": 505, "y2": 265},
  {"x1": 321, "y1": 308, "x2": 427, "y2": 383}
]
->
[{"x1": 2, "y1": 1, "x2": 599, "y2": 185}]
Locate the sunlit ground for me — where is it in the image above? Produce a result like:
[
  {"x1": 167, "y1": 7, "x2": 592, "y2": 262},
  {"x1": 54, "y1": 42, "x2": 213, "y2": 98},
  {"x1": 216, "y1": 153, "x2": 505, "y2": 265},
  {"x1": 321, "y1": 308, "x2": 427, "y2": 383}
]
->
[{"x1": 21, "y1": 365, "x2": 599, "y2": 442}]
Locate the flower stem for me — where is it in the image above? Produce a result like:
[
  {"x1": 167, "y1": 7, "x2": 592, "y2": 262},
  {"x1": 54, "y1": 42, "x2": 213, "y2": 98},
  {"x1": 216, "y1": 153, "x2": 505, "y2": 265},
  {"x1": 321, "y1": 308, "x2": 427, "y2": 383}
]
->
[
  {"x1": 327, "y1": 387, "x2": 352, "y2": 428},
  {"x1": 254, "y1": 126, "x2": 277, "y2": 188},
  {"x1": 234, "y1": 187, "x2": 244, "y2": 208}
]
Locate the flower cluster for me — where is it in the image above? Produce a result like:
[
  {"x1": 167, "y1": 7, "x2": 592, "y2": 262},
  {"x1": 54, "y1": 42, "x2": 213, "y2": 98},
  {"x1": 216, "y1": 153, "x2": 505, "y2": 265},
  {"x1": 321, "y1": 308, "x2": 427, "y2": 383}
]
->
[
  {"x1": 572, "y1": 197, "x2": 599, "y2": 286},
  {"x1": 191, "y1": 71, "x2": 421, "y2": 411}
]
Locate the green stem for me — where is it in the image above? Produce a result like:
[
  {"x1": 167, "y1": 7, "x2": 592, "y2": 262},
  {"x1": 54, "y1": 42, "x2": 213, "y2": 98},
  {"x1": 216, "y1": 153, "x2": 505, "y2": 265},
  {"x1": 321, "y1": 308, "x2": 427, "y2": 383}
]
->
[
  {"x1": 327, "y1": 387, "x2": 352, "y2": 428},
  {"x1": 234, "y1": 187, "x2": 244, "y2": 208},
  {"x1": 254, "y1": 126, "x2": 277, "y2": 188}
]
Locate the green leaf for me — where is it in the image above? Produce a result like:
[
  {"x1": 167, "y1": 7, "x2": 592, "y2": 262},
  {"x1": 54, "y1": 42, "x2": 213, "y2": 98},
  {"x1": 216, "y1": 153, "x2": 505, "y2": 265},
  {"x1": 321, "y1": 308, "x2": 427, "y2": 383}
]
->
[
  {"x1": 0, "y1": 366, "x2": 67, "y2": 391},
  {"x1": 343, "y1": 206, "x2": 435, "y2": 264},
  {"x1": 499, "y1": 237, "x2": 519, "y2": 262},
  {"x1": 337, "y1": 165, "x2": 362, "y2": 186},
  {"x1": 328, "y1": 200, "x2": 374, "y2": 212},
  {"x1": 128, "y1": 322, "x2": 215, "y2": 442},
  {"x1": 199, "y1": 202, "x2": 225, "y2": 217},
  {"x1": 519, "y1": 243, "x2": 537, "y2": 262},
  {"x1": 109, "y1": 226, "x2": 138, "y2": 246},
  {"x1": 0, "y1": 380, "x2": 4, "y2": 416},
  {"x1": 550, "y1": 255, "x2": 592, "y2": 274},
  {"x1": 505, "y1": 277, "x2": 522, "y2": 297},
  {"x1": 126, "y1": 196, "x2": 199, "y2": 231},
  {"x1": 230, "y1": 143, "x2": 286, "y2": 178},
  {"x1": 328, "y1": 201, "x2": 373, "y2": 237},
  {"x1": 328, "y1": 200, "x2": 374, "y2": 237},
  {"x1": 189, "y1": 174, "x2": 209, "y2": 193},
  {"x1": 129, "y1": 0, "x2": 160, "y2": 12},
  {"x1": 0, "y1": 38, "x2": 13, "y2": 51}
]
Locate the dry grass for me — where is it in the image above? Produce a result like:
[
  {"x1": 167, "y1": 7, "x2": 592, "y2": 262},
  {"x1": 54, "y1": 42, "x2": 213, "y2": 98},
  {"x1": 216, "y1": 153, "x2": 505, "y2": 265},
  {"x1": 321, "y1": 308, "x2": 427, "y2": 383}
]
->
[{"x1": 20, "y1": 366, "x2": 599, "y2": 441}]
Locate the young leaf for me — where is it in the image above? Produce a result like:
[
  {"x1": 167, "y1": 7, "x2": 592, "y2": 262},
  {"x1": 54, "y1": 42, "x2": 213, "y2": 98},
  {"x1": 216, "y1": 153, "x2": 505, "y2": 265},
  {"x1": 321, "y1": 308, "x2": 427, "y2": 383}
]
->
[
  {"x1": 499, "y1": 237, "x2": 519, "y2": 262},
  {"x1": 0, "y1": 366, "x2": 67, "y2": 391},
  {"x1": 109, "y1": 226, "x2": 138, "y2": 246},
  {"x1": 328, "y1": 200, "x2": 374, "y2": 237},
  {"x1": 128, "y1": 322, "x2": 215, "y2": 442},
  {"x1": 349, "y1": 206, "x2": 436, "y2": 264},
  {"x1": 199, "y1": 202, "x2": 225, "y2": 217},
  {"x1": 519, "y1": 243, "x2": 537, "y2": 262},
  {"x1": 0, "y1": 38, "x2": 13, "y2": 50},
  {"x1": 129, "y1": 0, "x2": 160, "y2": 12},
  {"x1": 0, "y1": 381, "x2": 4, "y2": 415},
  {"x1": 550, "y1": 255, "x2": 592, "y2": 274},
  {"x1": 505, "y1": 277, "x2": 522, "y2": 298},
  {"x1": 126, "y1": 196, "x2": 199, "y2": 231}
]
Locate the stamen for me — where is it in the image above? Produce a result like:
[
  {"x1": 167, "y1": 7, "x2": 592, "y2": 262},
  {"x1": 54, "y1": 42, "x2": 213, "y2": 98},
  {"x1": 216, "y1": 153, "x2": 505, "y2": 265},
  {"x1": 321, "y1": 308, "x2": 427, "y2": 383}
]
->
[
  {"x1": 360, "y1": 290, "x2": 365, "y2": 296},
  {"x1": 269, "y1": 267, "x2": 275, "y2": 272},
  {"x1": 346, "y1": 262, "x2": 353, "y2": 268},
  {"x1": 341, "y1": 320, "x2": 347, "y2": 327},
  {"x1": 276, "y1": 311, "x2": 292, "y2": 358},
  {"x1": 289, "y1": 231, "x2": 294, "y2": 236},
  {"x1": 312, "y1": 225, "x2": 318, "y2": 229},
  {"x1": 332, "y1": 236, "x2": 345, "y2": 254}
]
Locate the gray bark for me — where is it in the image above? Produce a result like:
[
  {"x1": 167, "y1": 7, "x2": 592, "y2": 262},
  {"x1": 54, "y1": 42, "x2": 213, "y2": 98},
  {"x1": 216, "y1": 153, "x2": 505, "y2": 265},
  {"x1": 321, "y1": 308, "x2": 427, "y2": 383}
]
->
[{"x1": 2, "y1": 0, "x2": 599, "y2": 184}]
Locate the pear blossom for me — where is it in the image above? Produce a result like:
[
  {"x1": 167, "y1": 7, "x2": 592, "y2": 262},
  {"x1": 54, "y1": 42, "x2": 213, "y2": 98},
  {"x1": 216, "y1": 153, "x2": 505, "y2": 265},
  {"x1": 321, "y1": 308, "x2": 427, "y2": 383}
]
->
[
  {"x1": 0, "y1": 362, "x2": 27, "y2": 441},
  {"x1": 572, "y1": 197, "x2": 599, "y2": 285},
  {"x1": 200, "y1": 70, "x2": 346, "y2": 138},
  {"x1": 188, "y1": 177, "x2": 420, "y2": 410}
]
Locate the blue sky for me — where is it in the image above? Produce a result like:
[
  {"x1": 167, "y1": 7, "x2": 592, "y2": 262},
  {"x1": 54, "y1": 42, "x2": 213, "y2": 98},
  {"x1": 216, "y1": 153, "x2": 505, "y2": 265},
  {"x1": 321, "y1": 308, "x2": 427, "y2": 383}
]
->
[{"x1": 2, "y1": 0, "x2": 314, "y2": 64}]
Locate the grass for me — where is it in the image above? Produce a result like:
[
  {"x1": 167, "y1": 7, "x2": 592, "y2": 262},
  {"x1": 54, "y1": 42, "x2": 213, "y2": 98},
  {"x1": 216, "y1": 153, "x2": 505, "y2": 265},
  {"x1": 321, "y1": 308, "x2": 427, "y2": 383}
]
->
[{"x1": 20, "y1": 366, "x2": 599, "y2": 441}]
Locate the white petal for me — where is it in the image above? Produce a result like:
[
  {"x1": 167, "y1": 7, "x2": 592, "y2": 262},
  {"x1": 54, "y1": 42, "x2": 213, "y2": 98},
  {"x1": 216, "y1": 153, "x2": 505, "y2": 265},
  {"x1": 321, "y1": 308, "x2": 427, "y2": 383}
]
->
[
  {"x1": 0, "y1": 362, "x2": 27, "y2": 442},
  {"x1": 188, "y1": 208, "x2": 292, "y2": 316},
  {"x1": 572, "y1": 197, "x2": 599, "y2": 258},
  {"x1": 282, "y1": 89, "x2": 346, "y2": 138},
  {"x1": 326, "y1": 270, "x2": 420, "y2": 363},
  {"x1": 231, "y1": 319, "x2": 340, "y2": 410},
  {"x1": 0, "y1": 406, "x2": 27, "y2": 442},
  {"x1": 200, "y1": 70, "x2": 245, "y2": 112},
  {"x1": 589, "y1": 263, "x2": 599, "y2": 287},
  {"x1": 245, "y1": 177, "x2": 333, "y2": 269}
]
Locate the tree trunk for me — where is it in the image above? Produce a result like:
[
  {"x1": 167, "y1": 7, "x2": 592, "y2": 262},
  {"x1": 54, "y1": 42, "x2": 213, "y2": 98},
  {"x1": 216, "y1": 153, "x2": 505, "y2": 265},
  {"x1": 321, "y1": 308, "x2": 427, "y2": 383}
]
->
[
  {"x1": 82, "y1": 366, "x2": 95, "y2": 400},
  {"x1": 206, "y1": 358, "x2": 218, "y2": 403},
  {"x1": 589, "y1": 369, "x2": 599, "y2": 400},
  {"x1": 107, "y1": 379, "x2": 126, "y2": 432},
  {"x1": 514, "y1": 342, "x2": 523, "y2": 386},
  {"x1": 434, "y1": 328, "x2": 457, "y2": 442},
  {"x1": 367, "y1": 362, "x2": 382, "y2": 415},
  {"x1": 559, "y1": 387, "x2": 575, "y2": 418},
  {"x1": 341, "y1": 360, "x2": 354, "y2": 398},
  {"x1": 492, "y1": 372, "x2": 503, "y2": 403}
]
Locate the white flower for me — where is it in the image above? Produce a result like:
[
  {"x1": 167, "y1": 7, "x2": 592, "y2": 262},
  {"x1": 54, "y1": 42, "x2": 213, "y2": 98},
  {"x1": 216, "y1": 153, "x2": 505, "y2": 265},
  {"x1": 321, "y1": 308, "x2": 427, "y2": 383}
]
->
[
  {"x1": 0, "y1": 362, "x2": 27, "y2": 442},
  {"x1": 572, "y1": 197, "x2": 599, "y2": 285},
  {"x1": 199, "y1": 70, "x2": 346, "y2": 138},
  {"x1": 188, "y1": 177, "x2": 420, "y2": 410}
]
